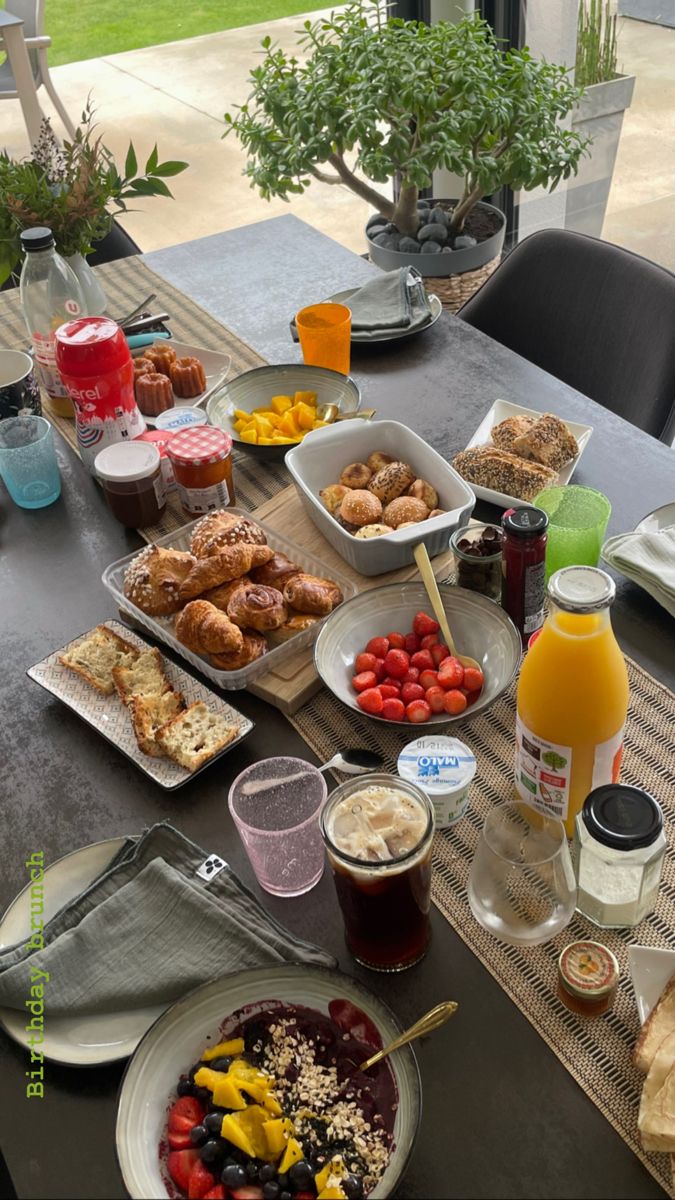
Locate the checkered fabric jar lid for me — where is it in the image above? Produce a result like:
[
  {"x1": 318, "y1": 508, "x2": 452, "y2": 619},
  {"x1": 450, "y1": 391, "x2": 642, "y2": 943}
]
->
[{"x1": 166, "y1": 426, "x2": 232, "y2": 466}]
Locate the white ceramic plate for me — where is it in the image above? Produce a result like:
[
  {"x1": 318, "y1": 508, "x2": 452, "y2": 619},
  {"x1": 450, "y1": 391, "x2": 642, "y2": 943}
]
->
[
  {"x1": 314, "y1": 580, "x2": 521, "y2": 728},
  {"x1": 0, "y1": 836, "x2": 169, "y2": 1065},
  {"x1": 635, "y1": 502, "x2": 675, "y2": 535},
  {"x1": 327, "y1": 287, "x2": 443, "y2": 343},
  {"x1": 629, "y1": 945, "x2": 675, "y2": 1025},
  {"x1": 462, "y1": 398, "x2": 594, "y2": 510},
  {"x1": 132, "y1": 340, "x2": 231, "y2": 427},
  {"x1": 27, "y1": 620, "x2": 253, "y2": 788},
  {"x1": 116, "y1": 966, "x2": 421, "y2": 1200}
]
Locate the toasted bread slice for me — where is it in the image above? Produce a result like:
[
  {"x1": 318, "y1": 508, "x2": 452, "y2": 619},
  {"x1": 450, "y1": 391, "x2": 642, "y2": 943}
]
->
[
  {"x1": 58, "y1": 625, "x2": 139, "y2": 696},
  {"x1": 635, "y1": 975, "x2": 675, "y2": 1073},
  {"x1": 512, "y1": 412, "x2": 579, "y2": 471},
  {"x1": 640, "y1": 1064, "x2": 675, "y2": 1152},
  {"x1": 128, "y1": 690, "x2": 184, "y2": 757},
  {"x1": 112, "y1": 647, "x2": 172, "y2": 706},
  {"x1": 452, "y1": 446, "x2": 557, "y2": 502},
  {"x1": 639, "y1": 1030, "x2": 675, "y2": 1147},
  {"x1": 155, "y1": 701, "x2": 238, "y2": 771}
]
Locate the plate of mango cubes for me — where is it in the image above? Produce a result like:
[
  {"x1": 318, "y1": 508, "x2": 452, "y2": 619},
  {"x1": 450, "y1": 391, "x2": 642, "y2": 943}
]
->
[{"x1": 206, "y1": 363, "x2": 362, "y2": 460}]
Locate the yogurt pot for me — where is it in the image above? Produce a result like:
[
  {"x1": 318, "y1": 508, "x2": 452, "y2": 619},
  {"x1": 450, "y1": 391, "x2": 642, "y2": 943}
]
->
[
  {"x1": 154, "y1": 406, "x2": 208, "y2": 432},
  {"x1": 397, "y1": 735, "x2": 476, "y2": 828}
]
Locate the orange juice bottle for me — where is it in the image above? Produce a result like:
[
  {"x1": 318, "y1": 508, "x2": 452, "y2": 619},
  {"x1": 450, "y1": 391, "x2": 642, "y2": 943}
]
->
[{"x1": 515, "y1": 566, "x2": 629, "y2": 839}]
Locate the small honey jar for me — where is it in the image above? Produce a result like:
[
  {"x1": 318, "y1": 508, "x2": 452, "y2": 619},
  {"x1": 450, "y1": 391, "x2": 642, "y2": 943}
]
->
[{"x1": 557, "y1": 940, "x2": 619, "y2": 1017}]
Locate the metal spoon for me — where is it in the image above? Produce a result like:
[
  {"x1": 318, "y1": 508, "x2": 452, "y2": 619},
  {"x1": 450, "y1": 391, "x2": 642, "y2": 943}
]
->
[
  {"x1": 359, "y1": 1000, "x2": 458, "y2": 1073},
  {"x1": 117, "y1": 292, "x2": 157, "y2": 328},
  {"x1": 319, "y1": 749, "x2": 384, "y2": 775},
  {"x1": 413, "y1": 542, "x2": 481, "y2": 671},
  {"x1": 316, "y1": 403, "x2": 377, "y2": 423}
]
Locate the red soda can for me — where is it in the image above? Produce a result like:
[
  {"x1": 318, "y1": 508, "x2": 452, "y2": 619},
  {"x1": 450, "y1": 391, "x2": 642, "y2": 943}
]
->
[{"x1": 54, "y1": 317, "x2": 146, "y2": 473}]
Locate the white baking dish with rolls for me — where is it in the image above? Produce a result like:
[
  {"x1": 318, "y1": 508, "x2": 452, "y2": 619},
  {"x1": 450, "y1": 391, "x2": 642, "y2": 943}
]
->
[{"x1": 286, "y1": 419, "x2": 475, "y2": 575}]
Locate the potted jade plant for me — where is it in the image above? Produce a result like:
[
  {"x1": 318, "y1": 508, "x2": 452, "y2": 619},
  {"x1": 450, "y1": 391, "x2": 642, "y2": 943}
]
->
[
  {"x1": 225, "y1": 4, "x2": 588, "y2": 294},
  {"x1": 565, "y1": 0, "x2": 635, "y2": 236},
  {"x1": 0, "y1": 101, "x2": 188, "y2": 310}
]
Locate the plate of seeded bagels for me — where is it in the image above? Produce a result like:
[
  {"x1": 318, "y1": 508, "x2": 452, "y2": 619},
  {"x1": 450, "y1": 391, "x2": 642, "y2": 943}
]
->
[{"x1": 102, "y1": 509, "x2": 354, "y2": 690}]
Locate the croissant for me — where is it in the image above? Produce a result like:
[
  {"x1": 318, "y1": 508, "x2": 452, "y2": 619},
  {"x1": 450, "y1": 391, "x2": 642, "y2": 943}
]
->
[
  {"x1": 175, "y1": 600, "x2": 244, "y2": 655},
  {"x1": 203, "y1": 576, "x2": 251, "y2": 612},
  {"x1": 178, "y1": 543, "x2": 275, "y2": 600},
  {"x1": 210, "y1": 631, "x2": 268, "y2": 671},
  {"x1": 190, "y1": 510, "x2": 267, "y2": 557},
  {"x1": 249, "y1": 552, "x2": 302, "y2": 590},
  {"x1": 282, "y1": 574, "x2": 343, "y2": 616},
  {"x1": 227, "y1": 583, "x2": 287, "y2": 632}
]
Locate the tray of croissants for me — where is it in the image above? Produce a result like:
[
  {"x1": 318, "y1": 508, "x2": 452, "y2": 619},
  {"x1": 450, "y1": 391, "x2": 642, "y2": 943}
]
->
[{"x1": 101, "y1": 508, "x2": 355, "y2": 690}]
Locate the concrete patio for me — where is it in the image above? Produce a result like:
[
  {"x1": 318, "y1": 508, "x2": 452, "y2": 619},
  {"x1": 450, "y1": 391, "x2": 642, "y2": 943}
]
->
[{"x1": 0, "y1": 8, "x2": 673, "y2": 268}]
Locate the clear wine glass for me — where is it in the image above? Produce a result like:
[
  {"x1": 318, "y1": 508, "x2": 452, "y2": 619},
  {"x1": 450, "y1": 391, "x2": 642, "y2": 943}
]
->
[{"x1": 467, "y1": 800, "x2": 577, "y2": 946}]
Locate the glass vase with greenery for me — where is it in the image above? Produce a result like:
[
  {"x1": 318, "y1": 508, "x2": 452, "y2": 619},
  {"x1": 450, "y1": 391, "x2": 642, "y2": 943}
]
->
[{"x1": 0, "y1": 102, "x2": 188, "y2": 284}]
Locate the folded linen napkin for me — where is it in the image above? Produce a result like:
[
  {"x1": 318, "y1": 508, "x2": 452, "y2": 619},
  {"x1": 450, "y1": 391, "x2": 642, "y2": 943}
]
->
[
  {"x1": 0, "y1": 823, "x2": 335, "y2": 1017},
  {"x1": 290, "y1": 268, "x2": 433, "y2": 341},
  {"x1": 602, "y1": 526, "x2": 675, "y2": 619}
]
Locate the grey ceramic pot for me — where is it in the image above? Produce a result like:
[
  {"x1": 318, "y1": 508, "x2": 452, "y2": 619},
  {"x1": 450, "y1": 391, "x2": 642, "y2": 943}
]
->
[{"x1": 366, "y1": 199, "x2": 506, "y2": 277}]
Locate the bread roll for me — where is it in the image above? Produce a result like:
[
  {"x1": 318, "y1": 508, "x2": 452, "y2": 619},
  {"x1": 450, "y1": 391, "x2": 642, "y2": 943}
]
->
[{"x1": 339, "y1": 489, "x2": 383, "y2": 528}]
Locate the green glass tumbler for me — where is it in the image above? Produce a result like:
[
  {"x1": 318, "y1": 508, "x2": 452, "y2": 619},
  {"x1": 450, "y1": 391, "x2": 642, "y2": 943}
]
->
[{"x1": 533, "y1": 485, "x2": 611, "y2": 581}]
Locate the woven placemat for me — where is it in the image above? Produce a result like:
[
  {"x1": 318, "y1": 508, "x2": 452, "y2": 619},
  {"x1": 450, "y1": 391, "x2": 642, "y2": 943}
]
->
[
  {"x1": 290, "y1": 659, "x2": 675, "y2": 1196},
  {"x1": 0, "y1": 258, "x2": 291, "y2": 530}
]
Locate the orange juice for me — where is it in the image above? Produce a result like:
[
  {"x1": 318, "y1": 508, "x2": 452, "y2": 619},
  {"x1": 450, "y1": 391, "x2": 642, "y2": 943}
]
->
[{"x1": 515, "y1": 566, "x2": 629, "y2": 839}]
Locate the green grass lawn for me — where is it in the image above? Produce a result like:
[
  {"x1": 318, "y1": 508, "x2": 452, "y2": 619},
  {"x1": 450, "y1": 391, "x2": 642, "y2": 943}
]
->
[{"x1": 41, "y1": 2, "x2": 331, "y2": 66}]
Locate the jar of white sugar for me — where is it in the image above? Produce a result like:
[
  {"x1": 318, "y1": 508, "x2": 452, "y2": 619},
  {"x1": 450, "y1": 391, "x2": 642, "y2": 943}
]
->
[{"x1": 572, "y1": 785, "x2": 666, "y2": 929}]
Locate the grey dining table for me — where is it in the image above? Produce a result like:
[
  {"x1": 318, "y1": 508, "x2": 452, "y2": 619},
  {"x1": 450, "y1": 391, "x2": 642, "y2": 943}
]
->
[{"x1": 1, "y1": 214, "x2": 673, "y2": 1200}]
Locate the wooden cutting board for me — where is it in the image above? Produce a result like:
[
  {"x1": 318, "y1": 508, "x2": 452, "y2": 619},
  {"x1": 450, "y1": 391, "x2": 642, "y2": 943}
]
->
[{"x1": 247, "y1": 485, "x2": 456, "y2": 714}]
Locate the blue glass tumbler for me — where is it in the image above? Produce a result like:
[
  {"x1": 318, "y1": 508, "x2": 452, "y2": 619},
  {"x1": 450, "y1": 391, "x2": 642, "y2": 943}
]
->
[{"x1": 0, "y1": 415, "x2": 61, "y2": 509}]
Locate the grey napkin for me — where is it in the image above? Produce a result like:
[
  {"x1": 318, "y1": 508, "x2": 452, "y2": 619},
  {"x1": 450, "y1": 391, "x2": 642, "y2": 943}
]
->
[
  {"x1": 345, "y1": 267, "x2": 433, "y2": 335},
  {"x1": 0, "y1": 824, "x2": 335, "y2": 1017}
]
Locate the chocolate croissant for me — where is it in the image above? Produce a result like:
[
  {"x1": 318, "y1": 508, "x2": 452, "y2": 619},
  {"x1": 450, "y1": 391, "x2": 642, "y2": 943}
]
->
[
  {"x1": 249, "y1": 552, "x2": 302, "y2": 590},
  {"x1": 210, "y1": 631, "x2": 267, "y2": 671},
  {"x1": 175, "y1": 600, "x2": 243, "y2": 655},
  {"x1": 227, "y1": 583, "x2": 287, "y2": 632},
  {"x1": 282, "y1": 574, "x2": 343, "y2": 616}
]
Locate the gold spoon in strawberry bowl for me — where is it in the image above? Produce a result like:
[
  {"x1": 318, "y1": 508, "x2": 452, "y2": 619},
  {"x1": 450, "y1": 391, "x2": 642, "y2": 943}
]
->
[{"x1": 413, "y1": 542, "x2": 481, "y2": 672}]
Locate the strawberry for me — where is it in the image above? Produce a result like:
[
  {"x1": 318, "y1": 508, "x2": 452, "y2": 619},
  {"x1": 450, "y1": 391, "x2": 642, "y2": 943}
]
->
[
  {"x1": 437, "y1": 656, "x2": 464, "y2": 690},
  {"x1": 381, "y1": 697, "x2": 406, "y2": 721},
  {"x1": 401, "y1": 681, "x2": 425, "y2": 705},
  {"x1": 168, "y1": 1096, "x2": 205, "y2": 1133},
  {"x1": 168, "y1": 1131, "x2": 194, "y2": 1150},
  {"x1": 443, "y1": 688, "x2": 468, "y2": 715},
  {"x1": 188, "y1": 1159, "x2": 215, "y2": 1200},
  {"x1": 355, "y1": 651, "x2": 378, "y2": 674},
  {"x1": 404, "y1": 632, "x2": 421, "y2": 655},
  {"x1": 463, "y1": 687, "x2": 481, "y2": 707},
  {"x1": 382, "y1": 676, "x2": 402, "y2": 690},
  {"x1": 410, "y1": 649, "x2": 434, "y2": 672},
  {"x1": 425, "y1": 685, "x2": 446, "y2": 714},
  {"x1": 463, "y1": 666, "x2": 485, "y2": 693},
  {"x1": 406, "y1": 699, "x2": 432, "y2": 723},
  {"x1": 413, "y1": 611, "x2": 440, "y2": 638},
  {"x1": 167, "y1": 1149, "x2": 199, "y2": 1192},
  {"x1": 352, "y1": 670, "x2": 377, "y2": 693},
  {"x1": 383, "y1": 648, "x2": 409, "y2": 678},
  {"x1": 366, "y1": 635, "x2": 389, "y2": 658},
  {"x1": 229, "y1": 1189, "x2": 264, "y2": 1200},
  {"x1": 418, "y1": 668, "x2": 438, "y2": 691},
  {"x1": 356, "y1": 687, "x2": 384, "y2": 715},
  {"x1": 430, "y1": 642, "x2": 450, "y2": 667},
  {"x1": 204, "y1": 1188, "x2": 226, "y2": 1200},
  {"x1": 403, "y1": 666, "x2": 420, "y2": 684},
  {"x1": 420, "y1": 632, "x2": 440, "y2": 650},
  {"x1": 386, "y1": 631, "x2": 406, "y2": 649},
  {"x1": 378, "y1": 684, "x2": 401, "y2": 700},
  {"x1": 373, "y1": 658, "x2": 387, "y2": 682}
]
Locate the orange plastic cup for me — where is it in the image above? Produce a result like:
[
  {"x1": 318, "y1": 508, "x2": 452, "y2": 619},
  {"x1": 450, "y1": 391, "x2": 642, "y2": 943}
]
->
[{"x1": 295, "y1": 303, "x2": 351, "y2": 375}]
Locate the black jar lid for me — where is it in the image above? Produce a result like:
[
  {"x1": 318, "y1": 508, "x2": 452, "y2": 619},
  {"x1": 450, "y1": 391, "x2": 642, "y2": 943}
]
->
[
  {"x1": 502, "y1": 506, "x2": 548, "y2": 538},
  {"x1": 20, "y1": 227, "x2": 54, "y2": 251},
  {"x1": 582, "y1": 784, "x2": 663, "y2": 850}
]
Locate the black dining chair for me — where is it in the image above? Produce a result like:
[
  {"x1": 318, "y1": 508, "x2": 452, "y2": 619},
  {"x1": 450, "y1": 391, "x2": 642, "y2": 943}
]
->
[{"x1": 457, "y1": 229, "x2": 675, "y2": 444}]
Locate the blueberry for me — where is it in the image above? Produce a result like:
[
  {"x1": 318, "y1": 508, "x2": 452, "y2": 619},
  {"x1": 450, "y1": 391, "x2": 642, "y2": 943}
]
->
[
  {"x1": 280, "y1": 1193, "x2": 292, "y2": 1200},
  {"x1": 204, "y1": 1112, "x2": 224, "y2": 1135},
  {"x1": 188, "y1": 1062, "x2": 203, "y2": 1081},
  {"x1": 222, "y1": 1163, "x2": 247, "y2": 1188},
  {"x1": 259, "y1": 1164, "x2": 277, "y2": 1183},
  {"x1": 343, "y1": 1175, "x2": 364, "y2": 1200},
  {"x1": 190, "y1": 1123, "x2": 208, "y2": 1146},
  {"x1": 288, "y1": 1162, "x2": 313, "y2": 1188},
  {"x1": 209, "y1": 1055, "x2": 232, "y2": 1072},
  {"x1": 263, "y1": 1184, "x2": 281, "y2": 1200},
  {"x1": 277, "y1": 1173, "x2": 289, "y2": 1189},
  {"x1": 194, "y1": 1086, "x2": 211, "y2": 1103},
  {"x1": 200, "y1": 1138, "x2": 223, "y2": 1165},
  {"x1": 246, "y1": 1160, "x2": 260, "y2": 1181},
  {"x1": 176, "y1": 1079, "x2": 193, "y2": 1097}
]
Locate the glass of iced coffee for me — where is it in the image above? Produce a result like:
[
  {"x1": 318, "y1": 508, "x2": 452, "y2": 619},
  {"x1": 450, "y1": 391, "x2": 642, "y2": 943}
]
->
[{"x1": 320, "y1": 774, "x2": 435, "y2": 971}]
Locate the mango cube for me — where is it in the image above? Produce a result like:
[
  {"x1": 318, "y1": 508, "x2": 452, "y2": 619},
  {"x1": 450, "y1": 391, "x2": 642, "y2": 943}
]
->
[
  {"x1": 220, "y1": 1105, "x2": 274, "y2": 1162},
  {"x1": 193, "y1": 1066, "x2": 227, "y2": 1091},
  {"x1": 271, "y1": 393, "x2": 293, "y2": 415},
  {"x1": 317, "y1": 1188, "x2": 347, "y2": 1199},
  {"x1": 240, "y1": 428, "x2": 258, "y2": 444},
  {"x1": 263, "y1": 1117, "x2": 294, "y2": 1156},
  {"x1": 212, "y1": 1076, "x2": 247, "y2": 1110},
  {"x1": 279, "y1": 412, "x2": 300, "y2": 438},
  {"x1": 295, "y1": 401, "x2": 316, "y2": 430},
  {"x1": 278, "y1": 1136, "x2": 304, "y2": 1173},
  {"x1": 294, "y1": 390, "x2": 317, "y2": 405}
]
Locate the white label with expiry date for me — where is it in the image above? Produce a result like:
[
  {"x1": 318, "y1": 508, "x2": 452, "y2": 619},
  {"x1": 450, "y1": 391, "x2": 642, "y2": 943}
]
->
[{"x1": 176, "y1": 479, "x2": 230, "y2": 514}]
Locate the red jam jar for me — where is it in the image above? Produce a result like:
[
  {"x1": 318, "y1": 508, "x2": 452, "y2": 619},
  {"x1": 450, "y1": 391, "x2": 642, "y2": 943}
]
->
[
  {"x1": 501, "y1": 506, "x2": 548, "y2": 646},
  {"x1": 166, "y1": 425, "x2": 235, "y2": 516}
]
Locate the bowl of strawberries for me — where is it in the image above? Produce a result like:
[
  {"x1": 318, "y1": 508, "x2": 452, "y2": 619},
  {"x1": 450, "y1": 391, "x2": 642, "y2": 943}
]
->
[{"x1": 313, "y1": 582, "x2": 521, "y2": 727}]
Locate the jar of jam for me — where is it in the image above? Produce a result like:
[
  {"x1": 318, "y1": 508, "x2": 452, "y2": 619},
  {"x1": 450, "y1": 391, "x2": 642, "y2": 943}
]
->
[
  {"x1": 134, "y1": 428, "x2": 177, "y2": 492},
  {"x1": 501, "y1": 506, "x2": 548, "y2": 646},
  {"x1": 557, "y1": 940, "x2": 619, "y2": 1017},
  {"x1": 94, "y1": 440, "x2": 167, "y2": 527},
  {"x1": 451, "y1": 523, "x2": 503, "y2": 601},
  {"x1": 167, "y1": 426, "x2": 235, "y2": 516}
]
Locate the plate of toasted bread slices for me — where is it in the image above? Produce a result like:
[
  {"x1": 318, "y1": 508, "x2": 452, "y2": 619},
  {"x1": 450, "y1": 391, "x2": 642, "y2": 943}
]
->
[
  {"x1": 631, "y1": 947, "x2": 675, "y2": 1155},
  {"x1": 27, "y1": 621, "x2": 253, "y2": 788},
  {"x1": 452, "y1": 399, "x2": 593, "y2": 510}
]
